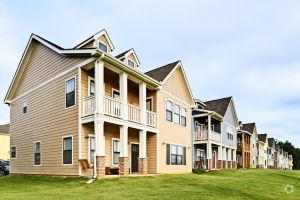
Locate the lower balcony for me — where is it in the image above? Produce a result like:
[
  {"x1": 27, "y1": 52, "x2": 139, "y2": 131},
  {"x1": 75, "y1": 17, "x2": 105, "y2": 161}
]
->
[
  {"x1": 194, "y1": 130, "x2": 221, "y2": 143},
  {"x1": 83, "y1": 95, "x2": 156, "y2": 127}
]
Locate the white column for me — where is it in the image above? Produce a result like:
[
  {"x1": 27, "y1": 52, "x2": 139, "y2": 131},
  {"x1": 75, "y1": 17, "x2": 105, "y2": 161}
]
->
[
  {"x1": 95, "y1": 60, "x2": 104, "y2": 115},
  {"x1": 119, "y1": 73, "x2": 128, "y2": 120},
  {"x1": 228, "y1": 149, "x2": 232, "y2": 161},
  {"x1": 232, "y1": 149, "x2": 236, "y2": 162},
  {"x1": 119, "y1": 126, "x2": 128, "y2": 157},
  {"x1": 218, "y1": 146, "x2": 223, "y2": 160},
  {"x1": 207, "y1": 115, "x2": 211, "y2": 140},
  {"x1": 222, "y1": 147, "x2": 226, "y2": 160},
  {"x1": 206, "y1": 141, "x2": 212, "y2": 159},
  {"x1": 139, "y1": 130, "x2": 147, "y2": 158},
  {"x1": 95, "y1": 119, "x2": 105, "y2": 156},
  {"x1": 139, "y1": 82, "x2": 147, "y2": 125}
]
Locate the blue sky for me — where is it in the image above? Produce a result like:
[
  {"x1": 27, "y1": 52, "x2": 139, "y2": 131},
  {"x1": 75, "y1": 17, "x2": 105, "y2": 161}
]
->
[{"x1": 0, "y1": 1, "x2": 299, "y2": 147}]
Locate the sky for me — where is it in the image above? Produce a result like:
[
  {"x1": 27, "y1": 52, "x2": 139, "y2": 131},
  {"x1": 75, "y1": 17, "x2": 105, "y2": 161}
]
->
[{"x1": 0, "y1": 1, "x2": 299, "y2": 147}]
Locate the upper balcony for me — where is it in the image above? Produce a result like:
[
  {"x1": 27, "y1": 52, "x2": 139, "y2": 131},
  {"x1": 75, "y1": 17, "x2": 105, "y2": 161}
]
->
[
  {"x1": 194, "y1": 129, "x2": 221, "y2": 143},
  {"x1": 237, "y1": 143, "x2": 250, "y2": 152}
]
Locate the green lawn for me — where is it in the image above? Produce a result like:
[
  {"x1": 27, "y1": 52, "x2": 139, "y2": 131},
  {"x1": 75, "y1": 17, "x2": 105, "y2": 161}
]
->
[{"x1": 1, "y1": 169, "x2": 299, "y2": 199}]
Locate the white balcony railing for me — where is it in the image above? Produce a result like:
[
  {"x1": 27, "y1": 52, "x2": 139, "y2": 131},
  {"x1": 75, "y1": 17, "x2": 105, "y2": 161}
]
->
[
  {"x1": 194, "y1": 130, "x2": 221, "y2": 143},
  {"x1": 128, "y1": 104, "x2": 141, "y2": 123},
  {"x1": 103, "y1": 96, "x2": 122, "y2": 118},
  {"x1": 146, "y1": 110, "x2": 156, "y2": 127},
  {"x1": 83, "y1": 95, "x2": 95, "y2": 116},
  {"x1": 257, "y1": 150, "x2": 264, "y2": 156}
]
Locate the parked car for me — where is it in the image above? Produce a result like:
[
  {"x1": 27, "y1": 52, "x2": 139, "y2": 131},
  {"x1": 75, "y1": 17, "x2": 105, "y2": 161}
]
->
[{"x1": 0, "y1": 160, "x2": 10, "y2": 175}]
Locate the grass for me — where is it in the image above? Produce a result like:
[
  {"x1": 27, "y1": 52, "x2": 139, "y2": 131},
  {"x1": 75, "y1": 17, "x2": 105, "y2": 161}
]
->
[{"x1": 1, "y1": 169, "x2": 300, "y2": 199}]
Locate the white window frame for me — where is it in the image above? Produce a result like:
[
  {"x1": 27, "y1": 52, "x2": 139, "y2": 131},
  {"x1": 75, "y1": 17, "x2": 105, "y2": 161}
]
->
[
  {"x1": 88, "y1": 134, "x2": 95, "y2": 164},
  {"x1": 99, "y1": 42, "x2": 108, "y2": 53},
  {"x1": 34, "y1": 141, "x2": 42, "y2": 166},
  {"x1": 62, "y1": 135, "x2": 73, "y2": 166},
  {"x1": 65, "y1": 76, "x2": 76, "y2": 110},
  {"x1": 11, "y1": 145, "x2": 16, "y2": 159},
  {"x1": 23, "y1": 100, "x2": 27, "y2": 115},
  {"x1": 196, "y1": 149, "x2": 204, "y2": 161},
  {"x1": 111, "y1": 138, "x2": 120, "y2": 166},
  {"x1": 174, "y1": 103, "x2": 180, "y2": 125},
  {"x1": 170, "y1": 143, "x2": 184, "y2": 166},
  {"x1": 88, "y1": 76, "x2": 95, "y2": 96},
  {"x1": 127, "y1": 59, "x2": 135, "y2": 68},
  {"x1": 181, "y1": 107, "x2": 187, "y2": 127},
  {"x1": 112, "y1": 88, "x2": 120, "y2": 99},
  {"x1": 146, "y1": 97, "x2": 153, "y2": 112},
  {"x1": 165, "y1": 99, "x2": 187, "y2": 128},
  {"x1": 166, "y1": 100, "x2": 173, "y2": 122}
]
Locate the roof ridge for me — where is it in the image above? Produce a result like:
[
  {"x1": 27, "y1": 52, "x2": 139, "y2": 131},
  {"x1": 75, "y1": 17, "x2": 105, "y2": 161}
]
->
[
  {"x1": 145, "y1": 60, "x2": 180, "y2": 74},
  {"x1": 203, "y1": 96, "x2": 232, "y2": 103}
]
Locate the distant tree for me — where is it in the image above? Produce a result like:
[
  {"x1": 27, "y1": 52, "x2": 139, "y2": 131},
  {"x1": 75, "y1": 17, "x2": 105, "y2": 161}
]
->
[{"x1": 277, "y1": 140, "x2": 299, "y2": 170}]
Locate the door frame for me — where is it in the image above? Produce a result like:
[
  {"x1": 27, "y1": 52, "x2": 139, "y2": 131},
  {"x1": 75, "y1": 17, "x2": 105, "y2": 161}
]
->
[
  {"x1": 212, "y1": 151, "x2": 217, "y2": 169},
  {"x1": 130, "y1": 142, "x2": 139, "y2": 174}
]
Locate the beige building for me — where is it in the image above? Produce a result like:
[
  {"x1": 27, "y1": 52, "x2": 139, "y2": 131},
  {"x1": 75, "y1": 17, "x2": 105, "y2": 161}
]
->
[
  {"x1": 0, "y1": 124, "x2": 10, "y2": 160},
  {"x1": 4, "y1": 30, "x2": 194, "y2": 177}
]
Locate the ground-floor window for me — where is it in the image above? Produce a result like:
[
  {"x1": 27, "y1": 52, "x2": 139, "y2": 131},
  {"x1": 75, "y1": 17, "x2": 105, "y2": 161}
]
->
[
  {"x1": 113, "y1": 140, "x2": 120, "y2": 165},
  {"x1": 34, "y1": 142, "x2": 41, "y2": 165},
  {"x1": 63, "y1": 136, "x2": 72, "y2": 165},
  {"x1": 90, "y1": 137, "x2": 95, "y2": 164},
  {"x1": 11, "y1": 146, "x2": 16, "y2": 158}
]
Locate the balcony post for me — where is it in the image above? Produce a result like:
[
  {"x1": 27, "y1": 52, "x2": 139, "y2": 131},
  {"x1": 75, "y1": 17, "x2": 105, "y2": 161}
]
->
[
  {"x1": 222, "y1": 147, "x2": 226, "y2": 169},
  {"x1": 119, "y1": 72, "x2": 128, "y2": 120},
  {"x1": 217, "y1": 146, "x2": 223, "y2": 169},
  {"x1": 95, "y1": 60, "x2": 104, "y2": 115},
  {"x1": 227, "y1": 149, "x2": 232, "y2": 169},
  {"x1": 119, "y1": 125, "x2": 129, "y2": 176},
  {"x1": 139, "y1": 130, "x2": 147, "y2": 175},
  {"x1": 139, "y1": 82, "x2": 147, "y2": 125}
]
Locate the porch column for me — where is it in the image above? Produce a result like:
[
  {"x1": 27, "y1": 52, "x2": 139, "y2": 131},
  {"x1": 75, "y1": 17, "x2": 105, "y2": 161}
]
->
[
  {"x1": 95, "y1": 60, "x2": 104, "y2": 115},
  {"x1": 217, "y1": 146, "x2": 223, "y2": 169},
  {"x1": 227, "y1": 149, "x2": 232, "y2": 169},
  {"x1": 138, "y1": 130, "x2": 147, "y2": 175},
  {"x1": 119, "y1": 72, "x2": 128, "y2": 120},
  {"x1": 222, "y1": 147, "x2": 227, "y2": 169},
  {"x1": 139, "y1": 82, "x2": 147, "y2": 125},
  {"x1": 232, "y1": 149, "x2": 237, "y2": 169},
  {"x1": 242, "y1": 133, "x2": 245, "y2": 168},
  {"x1": 119, "y1": 126, "x2": 129, "y2": 176},
  {"x1": 95, "y1": 119, "x2": 105, "y2": 178},
  {"x1": 206, "y1": 142, "x2": 212, "y2": 170}
]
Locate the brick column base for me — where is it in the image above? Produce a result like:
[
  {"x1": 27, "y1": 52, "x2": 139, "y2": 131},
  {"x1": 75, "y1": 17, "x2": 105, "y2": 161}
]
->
[
  {"x1": 96, "y1": 156, "x2": 105, "y2": 178},
  {"x1": 232, "y1": 161, "x2": 237, "y2": 169},
  {"x1": 119, "y1": 157, "x2": 129, "y2": 176},
  {"x1": 217, "y1": 160, "x2": 223, "y2": 169},
  {"x1": 222, "y1": 160, "x2": 227, "y2": 169},
  {"x1": 138, "y1": 158, "x2": 148, "y2": 175},
  {"x1": 227, "y1": 161, "x2": 232, "y2": 169},
  {"x1": 206, "y1": 159, "x2": 212, "y2": 170}
]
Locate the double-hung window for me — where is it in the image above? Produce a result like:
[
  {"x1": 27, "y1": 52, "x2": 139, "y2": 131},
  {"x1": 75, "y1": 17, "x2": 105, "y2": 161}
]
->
[
  {"x1": 89, "y1": 78, "x2": 95, "y2": 96},
  {"x1": 174, "y1": 104, "x2": 180, "y2": 124},
  {"x1": 34, "y1": 142, "x2": 41, "y2": 165},
  {"x1": 128, "y1": 60, "x2": 135, "y2": 68},
  {"x1": 181, "y1": 108, "x2": 186, "y2": 126},
  {"x1": 99, "y1": 42, "x2": 108, "y2": 52},
  {"x1": 66, "y1": 78, "x2": 75, "y2": 108},
  {"x1": 23, "y1": 101, "x2": 27, "y2": 114},
  {"x1": 63, "y1": 137, "x2": 72, "y2": 164},
  {"x1": 11, "y1": 146, "x2": 16, "y2": 158},
  {"x1": 90, "y1": 137, "x2": 95, "y2": 164},
  {"x1": 171, "y1": 145, "x2": 183, "y2": 165},
  {"x1": 166, "y1": 100, "x2": 173, "y2": 122},
  {"x1": 113, "y1": 140, "x2": 120, "y2": 165}
]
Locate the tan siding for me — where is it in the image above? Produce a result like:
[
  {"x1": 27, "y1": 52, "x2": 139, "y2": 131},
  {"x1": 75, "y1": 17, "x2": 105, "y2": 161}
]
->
[
  {"x1": 97, "y1": 35, "x2": 111, "y2": 53},
  {"x1": 81, "y1": 122, "x2": 94, "y2": 160},
  {"x1": 127, "y1": 79, "x2": 139, "y2": 106},
  {"x1": 104, "y1": 68, "x2": 119, "y2": 97},
  {"x1": 147, "y1": 89, "x2": 157, "y2": 112},
  {"x1": 81, "y1": 41, "x2": 94, "y2": 49},
  {"x1": 81, "y1": 68, "x2": 94, "y2": 115},
  {"x1": 10, "y1": 69, "x2": 79, "y2": 175},
  {"x1": 127, "y1": 53, "x2": 137, "y2": 66},
  {"x1": 13, "y1": 42, "x2": 86, "y2": 99},
  {"x1": 162, "y1": 67, "x2": 191, "y2": 104},
  {"x1": 147, "y1": 132, "x2": 157, "y2": 173}
]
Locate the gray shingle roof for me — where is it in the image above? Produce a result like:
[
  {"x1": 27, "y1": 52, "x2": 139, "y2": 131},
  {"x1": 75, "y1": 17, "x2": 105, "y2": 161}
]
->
[
  {"x1": 145, "y1": 61, "x2": 179, "y2": 82},
  {"x1": 115, "y1": 49, "x2": 132, "y2": 59},
  {"x1": 203, "y1": 97, "x2": 232, "y2": 117},
  {"x1": 258, "y1": 134, "x2": 267, "y2": 142},
  {"x1": 0, "y1": 124, "x2": 10, "y2": 134},
  {"x1": 268, "y1": 138, "x2": 274, "y2": 148},
  {"x1": 242, "y1": 123, "x2": 255, "y2": 134}
]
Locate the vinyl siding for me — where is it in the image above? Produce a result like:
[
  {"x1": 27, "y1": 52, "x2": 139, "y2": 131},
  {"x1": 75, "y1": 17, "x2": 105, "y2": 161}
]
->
[
  {"x1": 81, "y1": 41, "x2": 94, "y2": 48},
  {"x1": 97, "y1": 35, "x2": 111, "y2": 53},
  {"x1": 0, "y1": 134, "x2": 10, "y2": 159},
  {"x1": 10, "y1": 69, "x2": 79, "y2": 175},
  {"x1": 162, "y1": 67, "x2": 191, "y2": 104},
  {"x1": 13, "y1": 42, "x2": 86, "y2": 99},
  {"x1": 222, "y1": 102, "x2": 237, "y2": 147},
  {"x1": 104, "y1": 68, "x2": 119, "y2": 97},
  {"x1": 127, "y1": 79, "x2": 139, "y2": 106},
  {"x1": 147, "y1": 89, "x2": 157, "y2": 112},
  {"x1": 147, "y1": 132, "x2": 157, "y2": 173}
]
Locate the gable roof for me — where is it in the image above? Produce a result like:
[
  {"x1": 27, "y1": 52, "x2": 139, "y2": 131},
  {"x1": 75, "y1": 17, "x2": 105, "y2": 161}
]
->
[
  {"x1": 258, "y1": 134, "x2": 267, "y2": 142},
  {"x1": 203, "y1": 97, "x2": 232, "y2": 117},
  {"x1": 242, "y1": 123, "x2": 255, "y2": 134},
  {"x1": 0, "y1": 124, "x2": 10, "y2": 134},
  {"x1": 145, "y1": 61, "x2": 179, "y2": 82},
  {"x1": 115, "y1": 48, "x2": 140, "y2": 66},
  {"x1": 268, "y1": 138, "x2": 275, "y2": 148},
  {"x1": 115, "y1": 49, "x2": 131, "y2": 59}
]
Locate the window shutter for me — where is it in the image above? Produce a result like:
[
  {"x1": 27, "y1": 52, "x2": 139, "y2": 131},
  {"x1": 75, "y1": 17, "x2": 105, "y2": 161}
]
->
[
  {"x1": 166, "y1": 144, "x2": 170, "y2": 165},
  {"x1": 183, "y1": 147, "x2": 186, "y2": 165}
]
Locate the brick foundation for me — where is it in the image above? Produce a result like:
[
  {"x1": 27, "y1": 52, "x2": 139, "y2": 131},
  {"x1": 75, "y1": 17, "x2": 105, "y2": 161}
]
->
[
  {"x1": 119, "y1": 157, "x2": 129, "y2": 176},
  {"x1": 138, "y1": 158, "x2": 148, "y2": 175},
  {"x1": 232, "y1": 161, "x2": 237, "y2": 169},
  {"x1": 206, "y1": 159, "x2": 212, "y2": 170},
  {"x1": 222, "y1": 160, "x2": 227, "y2": 169},
  {"x1": 217, "y1": 160, "x2": 223, "y2": 169},
  {"x1": 227, "y1": 161, "x2": 232, "y2": 169},
  {"x1": 96, "y1": 156, "x2": 105, "y2": 178}
]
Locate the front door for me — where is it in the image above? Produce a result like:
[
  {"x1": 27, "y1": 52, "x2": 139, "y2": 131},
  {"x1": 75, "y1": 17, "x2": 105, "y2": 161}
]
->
[
  {"x1": 131, "y1": 144, "x2": 139, "y2": 173},
  {"x1": 212, "y1": 151, "x2": 216, "y2": 168}
]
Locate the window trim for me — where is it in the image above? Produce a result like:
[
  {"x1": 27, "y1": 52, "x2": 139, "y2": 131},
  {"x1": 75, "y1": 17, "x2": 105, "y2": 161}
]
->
[
  {"x1": 181, "y1": 107, "x2": 187, "y2": 127},
  {"x1": 34, "y1": 141, "x2": 42, "y2": 166},
  {"x1": 127, "y1": 59, "x2": 135, "y2": 68},
  {"x1": 112, "y1": 88, "x2": 120, "y2": 99},
  {"x1": 88, "y1": 134, "x2": 95, "y2": 165},
  {"x1": 111, "y1": 138, "x2": 120, "y2": 166},
  {"x1": 174, "y1": 103, "x2": 180, "y2": 125},
  {"x1": 169, "y1": 143, "x2": 184, "y2": 166},
  {"x1": 99, "y1": 42, "x2": 108, "y2": 53},
  {"x1": 11, "y1": 145, "x2": 16, "y2": 159},
  {"x1": 88, "y1": 76, "x2": 95, "y2": 96},
  {"x1": 165, "y1": 99, "x2": 187, "y2": 128},
  {"x1": 62, "y1": 135, "x2": 73, "y2": 166},
  {"x1": 146, "y1": 97, "x2": 153, "y2": 112},
  {"x1": 65, "y1": 76, "x2": 76, "y2": 110},
  {"x1": 23, "y1": 100, "x2": 27, "y2": 115},
  {"x1": 166, "y1": 100, "x2": 173, "y2": 122}
]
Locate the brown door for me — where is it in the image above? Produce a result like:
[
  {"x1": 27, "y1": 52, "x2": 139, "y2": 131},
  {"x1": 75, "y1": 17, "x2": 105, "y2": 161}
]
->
[
  {"x1": 212, "y1": 152, "x2": 216, "y2": 168},
  {"x1": 131, "y1": 144, "x2": 139, "y2": 172}
]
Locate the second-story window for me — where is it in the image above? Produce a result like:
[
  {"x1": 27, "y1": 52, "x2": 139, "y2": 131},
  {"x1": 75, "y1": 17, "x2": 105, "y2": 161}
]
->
[
  {"x1": 128, "y1": 60, "x2": 135, "y2": 68},
  {"x1": 174, "y1": 104, "x2": 180, "y2": 124},
  {"x1": 99, "y1": 42, "x2": 108, "y2": 52},
  {"x1": 66, "y1": 78, "x2": 75, "y2": 108},
  {"x1": 166, "y1": 100, "x2": 173, "y2": 122},
  {"x1": 181, "y1": 108, "x2": 186, "y2": 127},
  {"x1": 227, "y1": 126, "x2": 233, "y2": 140},
  {"x1": 90, "y1": 79, "x2": 95, "y2": 96},
  {"x1": 23, "y1": 100, "x2": 27, "y2": 114}
]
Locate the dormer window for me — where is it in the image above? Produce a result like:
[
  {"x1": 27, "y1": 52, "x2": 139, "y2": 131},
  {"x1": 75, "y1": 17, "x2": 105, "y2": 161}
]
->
[
  {"x1": 99, "y1": 42, "x2": 107, "y2": 52},
  {"x1": 128, "y1": 60, "x2": 135, "y2": 68}
]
